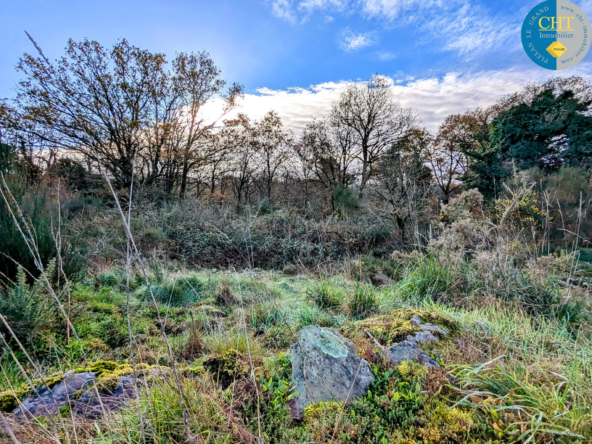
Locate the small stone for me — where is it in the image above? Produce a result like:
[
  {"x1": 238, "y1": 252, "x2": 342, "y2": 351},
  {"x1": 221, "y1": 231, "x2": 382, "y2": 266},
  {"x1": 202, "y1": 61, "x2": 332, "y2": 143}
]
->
[
  {"x1": 290, "y1": 326, "x2": 374, "y2": 419},
  {"x1": 410, "y1": 315, "x2": 449, "y2": 336},
  {"x1": 407, "y1": 315, "x2": 449, "y2": 343},
  {"x1": 381, "y1": 341, "x2": 440, "y2": 370},
  {"x1": 406, "y1": 330, "x2": 439, "y2": 344}
]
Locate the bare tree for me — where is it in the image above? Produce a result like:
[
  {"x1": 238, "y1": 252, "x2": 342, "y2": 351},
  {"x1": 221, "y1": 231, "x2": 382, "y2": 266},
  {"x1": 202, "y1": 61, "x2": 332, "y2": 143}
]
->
[
  {"x1": 169, "y1": 52, "x2": 242, "y2": 197},
  {"x1": 374, "y1": 128, "x2": 433, "y2": 243},
  {"x1": 7, "y1": 39, "x2": 241, "y2": 194},
  {"x1": 295, "y1": 119, "x2": 358, "y2": 211},
  {"x1": 10, "y1": 39, "x2": 170, "y2": 188},
  {"x1": 253, "y1": 111, "x2": 293, "y2": 203},
  {"x1": 330, "y1": 75, "x2": 416, "y2": 197},
  {"x1": 427, "y1": 110, "x2": 491, "y2": 204},
  {"x1": 224, "y1": 114, "x2": 259, "y2": 211}
]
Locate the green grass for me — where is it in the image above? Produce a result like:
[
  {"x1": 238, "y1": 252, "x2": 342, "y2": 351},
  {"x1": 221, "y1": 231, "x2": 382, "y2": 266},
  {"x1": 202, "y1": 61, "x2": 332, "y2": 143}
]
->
[{"x1": 1, "y1": 255, "x2": 591, "y2": 443}]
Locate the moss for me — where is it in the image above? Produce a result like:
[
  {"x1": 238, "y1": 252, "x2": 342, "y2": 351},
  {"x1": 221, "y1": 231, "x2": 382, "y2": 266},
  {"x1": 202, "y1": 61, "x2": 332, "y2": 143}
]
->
[
  {"x1": 96, "y1": 373, "x2": 120, "y2": 394},
  {"x1": 396, "y1": 360, "x2": 428, "y2": 378},
  {"x1": 76, "y1": 361, "x2": 159, "y2": 394},
  {"x1": 303, "y1": 401, "x2": 343, "y2": 423},
  {"x1": 32, "y1": 371, "x2": 65, "y2": 390},
  {"x1": 88, "y1": 360, "x2": 119, "y2": 376},
  {"x1": 178, "y1": 362, "x2": 205, "y2": 377},
  {"x1": 0, "y1": 386, "x2": 31, "y2": 412},
  {"x1": 356, "y1": 309, "x2": 459, "y2": 346},
  {"x1": 419, "y1": 405, "x2": 475, "y2": 443},
  {"x1": 203, "y1": 349, "x2": 249, "y2": 389}
]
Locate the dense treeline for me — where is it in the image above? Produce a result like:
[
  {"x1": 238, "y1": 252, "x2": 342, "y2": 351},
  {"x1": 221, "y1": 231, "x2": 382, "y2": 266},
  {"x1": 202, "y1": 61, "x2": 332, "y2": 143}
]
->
[{"x1": 1, "y1": 39, "x2": 592, "y2": 278}]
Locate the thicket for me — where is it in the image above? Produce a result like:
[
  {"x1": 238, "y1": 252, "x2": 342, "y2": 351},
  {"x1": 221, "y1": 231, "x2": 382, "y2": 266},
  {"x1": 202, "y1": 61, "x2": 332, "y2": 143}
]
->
[{"x1": 0, "y1": 39, "x2": 591, "y2": 443}]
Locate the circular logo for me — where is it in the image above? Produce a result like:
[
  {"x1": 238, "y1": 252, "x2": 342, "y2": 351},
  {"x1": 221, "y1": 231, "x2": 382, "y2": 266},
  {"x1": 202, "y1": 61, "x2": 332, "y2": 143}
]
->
[{"x1": 522, "y1": 0, "x2": 591, "y2": 70}]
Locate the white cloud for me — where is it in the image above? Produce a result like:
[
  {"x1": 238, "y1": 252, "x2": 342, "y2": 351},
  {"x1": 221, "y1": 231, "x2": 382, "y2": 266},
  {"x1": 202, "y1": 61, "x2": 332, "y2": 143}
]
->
[
  {"x1": 377, "y1": 51, "x2": 395, "y2": 61},
  {"x1": 298, "y1": 0, "x2": 348, "y2": 12},
  {"x1": 428, "y1": 3, "x2": 523, "y2": 55},
  {"x1": 203, "y1": 64, "x2": 592, "y2": 135},
  {"x1": 358, "y1": 0, "x2": 438, "y2": 21},
  {"x1": 271, "y1": 0, "x2": 297, "y2": 23},
  {"x1": 340, "y1": 29, "x2": 377, "y2": 51},
  {"x1": 268, "y1": 0, "x2": 526, "y2": 57}
]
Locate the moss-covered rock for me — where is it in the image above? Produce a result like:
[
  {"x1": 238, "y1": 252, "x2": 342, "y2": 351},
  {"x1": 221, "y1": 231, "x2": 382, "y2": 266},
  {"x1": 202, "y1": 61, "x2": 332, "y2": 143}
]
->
[
  {"x1": 355, "y1": 309, "x2": 458, "y2": 346},
  {"x1": 0, "y1": 386, "x2": 31, "y2": 412},
  {"x1": 203, "y1": 349, "x2": 249, "y2": 388},
  {"x1": 0, "y1": 371, "x2": 69, "y2": 412},
  {"x1": 75, "y1": 360, "x2": 161, "y2": 395}
]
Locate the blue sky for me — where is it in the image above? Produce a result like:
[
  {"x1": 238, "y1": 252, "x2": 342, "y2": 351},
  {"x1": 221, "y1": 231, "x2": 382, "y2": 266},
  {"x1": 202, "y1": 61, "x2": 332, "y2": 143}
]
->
[{"x1": 3, "y1": 0, "x2": 592, "y2": 132}]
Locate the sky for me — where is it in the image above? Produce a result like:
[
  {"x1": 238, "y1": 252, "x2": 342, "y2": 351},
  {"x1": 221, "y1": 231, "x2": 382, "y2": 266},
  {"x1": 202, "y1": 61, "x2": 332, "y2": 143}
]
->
[{"x1": 2, "y1": 0, "x2": 592, "y2": 133}]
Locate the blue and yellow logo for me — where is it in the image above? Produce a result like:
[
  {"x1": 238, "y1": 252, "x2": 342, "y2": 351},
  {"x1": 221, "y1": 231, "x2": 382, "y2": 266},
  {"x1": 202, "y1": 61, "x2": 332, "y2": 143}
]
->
[{"x1": 522, "y1": 0, "x2": 590, "y2": 70}]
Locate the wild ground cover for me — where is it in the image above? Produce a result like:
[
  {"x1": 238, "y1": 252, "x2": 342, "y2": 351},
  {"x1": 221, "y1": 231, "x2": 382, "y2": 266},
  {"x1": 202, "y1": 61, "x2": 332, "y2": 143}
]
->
[{"x1": 0, "y1": 244, "x2": 590, "y2": 443}]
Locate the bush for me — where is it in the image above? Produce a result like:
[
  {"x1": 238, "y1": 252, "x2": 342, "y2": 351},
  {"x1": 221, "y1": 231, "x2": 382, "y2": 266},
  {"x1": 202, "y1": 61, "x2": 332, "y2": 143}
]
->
[
  {"x1": 0, "y1": 144, "x2": 86, "y2": 282},
  {"x1": 350, "y1": 254, "x2": 398, "y2": 284},
  {"x1": 307, "y1": 279, "x2": 344, "y2": 310},
  {"x1": 349, "y1": 283, "x2": 378, "y2": 319},
  {"x1": 0, "y1": 265, "x2": 58, "y2": 353}
]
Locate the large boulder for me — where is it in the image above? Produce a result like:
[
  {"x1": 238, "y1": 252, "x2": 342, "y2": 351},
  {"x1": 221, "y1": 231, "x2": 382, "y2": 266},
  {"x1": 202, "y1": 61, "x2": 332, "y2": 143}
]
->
[
  {"x1": 73, "y1": 375, "x2": 137, "y2": 419},
  {"x1": 13, "y1": 371, "x2": 96, "y2": 418},
  {"x1": 10, "y1": 362, "x2": 169, "y2": 419},
  {"x1": 290, "y1": 326, "x2": 374, "y2": 419}
]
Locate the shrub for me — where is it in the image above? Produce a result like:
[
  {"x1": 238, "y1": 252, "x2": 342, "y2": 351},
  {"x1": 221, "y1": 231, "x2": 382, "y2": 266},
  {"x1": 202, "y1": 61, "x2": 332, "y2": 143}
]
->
[
  {"x1": 349, "y1": 283, "x2": 378, "y2": 319},
  {"x1": 0, "y1": 265, "x2": 58, "y2": 352},
  {"x1": 307, "y1": 279, "x2": 343, "y2": 310},
  {"x1": 349, "y1": 254, "x2": 398, "y2": 284},
  {"x1": 0, "y1": 146, "x2": 86, "y2": 282}
]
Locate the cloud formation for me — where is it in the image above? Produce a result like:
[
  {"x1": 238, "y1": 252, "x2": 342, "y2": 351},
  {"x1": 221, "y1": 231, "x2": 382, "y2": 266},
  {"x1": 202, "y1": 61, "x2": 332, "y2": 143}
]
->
[
  {"x1": 204, "y1": 64, "x2": 592, "y2": 136},
  {"x1": 268, "y1": 0, "x2": 524, "y2": 56},
  {"x1": 270, "y1": 0, "x2": 297, "y2": 23},
  {"x1": 340, "y1": 29, "x2": 377, "y2": 50}
]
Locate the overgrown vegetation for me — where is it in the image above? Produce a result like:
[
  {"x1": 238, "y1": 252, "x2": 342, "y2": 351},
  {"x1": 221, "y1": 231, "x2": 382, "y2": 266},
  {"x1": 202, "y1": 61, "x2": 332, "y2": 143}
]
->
[{"x1": 0, "y1": 39, "x2": 591, "y2": 443}]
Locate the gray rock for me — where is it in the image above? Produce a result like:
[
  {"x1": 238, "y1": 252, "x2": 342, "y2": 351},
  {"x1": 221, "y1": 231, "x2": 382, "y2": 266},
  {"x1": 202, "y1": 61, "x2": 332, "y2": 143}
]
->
[
  {"x1": 381, "y1": 340, "x2": 440, "y2": 370},
  {"x1": 410, "y1": 315, "x2": 449, "y2": 336},
  {"x1": 406, "y1": 315, "x2": 449, "y2": 344},
  {"x1": 14, "y1": 372, "x2": 97, "y2": 418},
  {"x1": 12, "y1": 370, "x2": 166, "y2": 420},
  {"x1": 406, "y1": 330, "x2": 439, "y2": 344},
  {"x1": 290, "y1": 326, "x2": 374, "y2": 419},
  {"x1": 73, "y1": 376, "x2": 137, "y2": 419}
]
